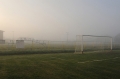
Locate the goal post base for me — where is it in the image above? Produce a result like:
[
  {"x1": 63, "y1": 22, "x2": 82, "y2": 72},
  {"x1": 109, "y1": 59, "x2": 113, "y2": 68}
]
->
[{"x1": 74, "y1": 51, "x2": 83, "y2": 54}]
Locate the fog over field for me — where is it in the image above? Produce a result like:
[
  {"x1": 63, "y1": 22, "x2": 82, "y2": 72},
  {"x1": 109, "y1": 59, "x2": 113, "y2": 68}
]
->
[{"x1": 0, "y1": 0, "x2": 120, "y2": 41}]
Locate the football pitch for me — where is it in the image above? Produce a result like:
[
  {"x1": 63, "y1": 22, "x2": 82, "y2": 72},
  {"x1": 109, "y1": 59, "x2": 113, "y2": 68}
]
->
[{"x1": 0, "y1": 50, "x2": 120, "y2": 79}]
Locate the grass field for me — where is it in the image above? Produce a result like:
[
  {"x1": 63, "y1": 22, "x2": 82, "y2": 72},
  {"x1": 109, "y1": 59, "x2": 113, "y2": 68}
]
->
[{"x1": 0, "y1": 50, "x2": 120, "y2": 79}]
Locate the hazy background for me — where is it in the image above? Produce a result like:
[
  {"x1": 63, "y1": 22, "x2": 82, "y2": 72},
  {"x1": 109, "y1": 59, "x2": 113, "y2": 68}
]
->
[{"x1": 0, "y1": 0, "x2": 120, "y2": 41}]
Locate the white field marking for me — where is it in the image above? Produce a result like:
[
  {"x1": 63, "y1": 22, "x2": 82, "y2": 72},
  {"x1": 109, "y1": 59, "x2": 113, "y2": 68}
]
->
[
  {"x1": 78, "y1": 61, "x2": 93, "y2": 63},
  {"x1": 78, "y1": 62, "x2": 86, "y2": 63},
  {"x1": 102, "y1": 59, "x2": 108, "y2": 60},
  {"x1": 58, "y1": 58, "x2": 65, "y2": 60},
  {"x1": 86, "y1": 61, "x2": 93, "y2": 63},
  {"x1": 93, "y1": 60, "x2": 103, "y2": 61},
  {"x1": 51, "y1": 57, "x2": 57, "y2": 58},
  {"x1": 50, "y1": 57, "x2": 66, "y2": 60},
  {"x1": 78, "y1": 57, "x2": 120, "y2": 64},
  {"x1": 112, "y1": 57, "x2": 119, "y2": 59}
]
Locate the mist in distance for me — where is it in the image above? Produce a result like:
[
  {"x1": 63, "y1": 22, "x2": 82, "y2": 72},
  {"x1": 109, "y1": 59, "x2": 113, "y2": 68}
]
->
[{"x1": 0, "y1": 0, "x2": 120, "y2": 41}]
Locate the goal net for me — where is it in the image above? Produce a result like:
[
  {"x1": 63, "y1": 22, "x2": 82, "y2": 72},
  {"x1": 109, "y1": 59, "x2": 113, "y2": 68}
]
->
[{"x1": 75, "y1": 35, "x2": 112, "y2": 54}]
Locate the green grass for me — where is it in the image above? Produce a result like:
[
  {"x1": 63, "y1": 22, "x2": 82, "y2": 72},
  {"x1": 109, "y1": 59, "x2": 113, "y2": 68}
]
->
[{"x1": 0, "y1": 51, "x2": 120, "y2": 79}]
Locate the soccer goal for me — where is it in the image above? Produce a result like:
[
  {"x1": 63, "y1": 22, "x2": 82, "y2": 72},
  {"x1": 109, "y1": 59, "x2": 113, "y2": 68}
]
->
[{"x1": 75, "y1": 35, "x2": 112, "y2": 54}]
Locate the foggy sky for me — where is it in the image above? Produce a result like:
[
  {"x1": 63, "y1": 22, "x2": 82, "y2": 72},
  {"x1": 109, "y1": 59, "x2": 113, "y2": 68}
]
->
[{"x1": 0, "y1": 0, "x2": 120, "y2": 41}]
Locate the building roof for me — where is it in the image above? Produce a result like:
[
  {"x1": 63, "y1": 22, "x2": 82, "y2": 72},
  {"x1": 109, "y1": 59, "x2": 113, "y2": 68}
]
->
[{"x1": 0, "y1": 30, "x2": 4, "y2": 32}]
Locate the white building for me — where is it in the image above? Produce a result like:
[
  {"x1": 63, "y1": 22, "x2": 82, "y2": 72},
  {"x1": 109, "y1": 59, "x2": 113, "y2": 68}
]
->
[{"x1": 0, "y1": 30, "x2": 4, "y2": 40}]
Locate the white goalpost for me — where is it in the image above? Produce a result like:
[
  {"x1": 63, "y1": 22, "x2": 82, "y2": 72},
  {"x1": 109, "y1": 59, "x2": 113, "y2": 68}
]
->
[{"x1": 75, "y1": 35, "x2": 113, "y2": 54}]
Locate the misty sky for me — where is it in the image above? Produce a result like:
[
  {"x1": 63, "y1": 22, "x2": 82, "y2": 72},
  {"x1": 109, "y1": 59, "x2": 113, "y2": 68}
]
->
[{"x1": 0, "y1": 0, "x2": 120, "y2": 41}]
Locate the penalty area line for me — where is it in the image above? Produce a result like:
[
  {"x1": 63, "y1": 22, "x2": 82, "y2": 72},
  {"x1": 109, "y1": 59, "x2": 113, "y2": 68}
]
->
[{"x1": 78, "y1": 57, "x2": 120, "y2": 64}]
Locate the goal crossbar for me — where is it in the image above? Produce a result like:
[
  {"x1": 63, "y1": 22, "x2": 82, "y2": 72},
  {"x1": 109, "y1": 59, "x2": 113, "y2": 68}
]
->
[{"x1": 77, "y1": 35, "x2": 112, "y2": 38}]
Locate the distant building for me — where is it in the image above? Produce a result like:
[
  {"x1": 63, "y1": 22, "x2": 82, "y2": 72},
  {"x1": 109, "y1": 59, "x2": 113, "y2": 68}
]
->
[{"x1": 0, "y1": 30, "x2": 4, "y2": 40}]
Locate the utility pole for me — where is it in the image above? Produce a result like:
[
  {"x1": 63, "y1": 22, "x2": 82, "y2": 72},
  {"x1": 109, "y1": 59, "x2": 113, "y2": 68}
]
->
[
  {"x1": 12, "y1": 31, "x2": 14, "y2": 44},
  {"x1": 66, "y1": 32, "x2": 68, "y2": 42}
]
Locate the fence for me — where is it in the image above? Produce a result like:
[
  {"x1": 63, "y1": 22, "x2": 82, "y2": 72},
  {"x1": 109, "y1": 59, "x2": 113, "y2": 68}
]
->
[
  {"x1": 0, "y1": 40, "x2": 120, "y2": 53},
  {"x1": 0, "y1": 40, "x2": 75, "y2": 53}
]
